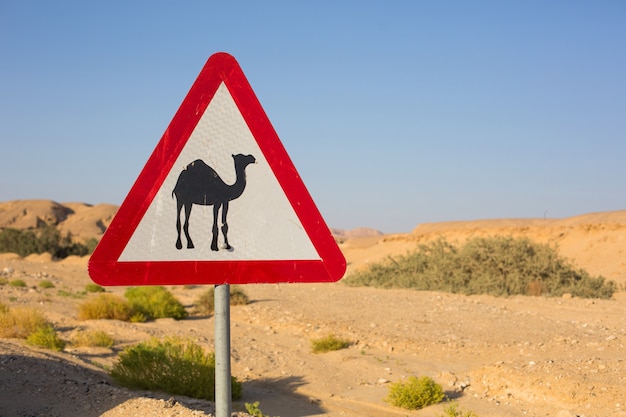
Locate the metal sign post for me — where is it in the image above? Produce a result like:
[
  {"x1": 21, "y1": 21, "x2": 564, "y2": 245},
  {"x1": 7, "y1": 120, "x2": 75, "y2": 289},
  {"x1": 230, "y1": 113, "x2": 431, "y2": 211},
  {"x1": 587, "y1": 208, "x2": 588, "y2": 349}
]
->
[{"x1": 214, "y1": 284, "x2": 231, "y2": 417}]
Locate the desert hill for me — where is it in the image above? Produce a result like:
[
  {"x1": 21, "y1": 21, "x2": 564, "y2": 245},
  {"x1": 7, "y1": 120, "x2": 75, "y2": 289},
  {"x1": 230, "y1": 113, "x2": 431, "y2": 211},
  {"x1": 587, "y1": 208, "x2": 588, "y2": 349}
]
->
[
  {"x1": 0, "y1": 200, "x2": 117, "y2": 243},
  {"x1": 331, "y1": 227, "x2": 383, "y2": 239},
  {"x1": 1, "y1": 200, "x2": 625, "y2": 286},
  {"x1": 340, "y1": 210, "x2": 626, "y2": 286}
]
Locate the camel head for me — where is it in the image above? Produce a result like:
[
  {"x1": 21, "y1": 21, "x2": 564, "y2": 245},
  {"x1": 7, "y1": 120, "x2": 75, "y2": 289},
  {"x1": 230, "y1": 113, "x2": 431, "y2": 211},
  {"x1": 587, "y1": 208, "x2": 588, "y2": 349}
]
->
[{"x1": 232, "y1": 153, "x2": 256, "y2": 168}]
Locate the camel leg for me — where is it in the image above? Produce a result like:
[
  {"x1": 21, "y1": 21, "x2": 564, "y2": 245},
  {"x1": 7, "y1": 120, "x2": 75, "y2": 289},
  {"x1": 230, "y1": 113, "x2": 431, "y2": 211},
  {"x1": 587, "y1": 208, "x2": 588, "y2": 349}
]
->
[
  {"x1": 183, "y1": 203, "x2": 194, "y2": 249},
  {"x1": 175, "y1": 198, "x2": 183, "y2": 250},
  {"x1": 221, "y1": 201, "x2": 232, "y2": 250},
  {"x1": 211, "y1": 204, "x2": 220, "y2": 251}
]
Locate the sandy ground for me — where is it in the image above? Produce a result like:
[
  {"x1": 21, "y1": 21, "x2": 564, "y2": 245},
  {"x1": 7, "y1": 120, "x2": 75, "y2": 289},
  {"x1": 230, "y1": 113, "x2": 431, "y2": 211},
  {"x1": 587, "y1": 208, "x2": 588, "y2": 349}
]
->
[
  {"x1": 1, "y1": 209, "x2": 626, "y2": 416},
  {"x1": 1, "y1": 251, "x2": 625, "y2": 417}
]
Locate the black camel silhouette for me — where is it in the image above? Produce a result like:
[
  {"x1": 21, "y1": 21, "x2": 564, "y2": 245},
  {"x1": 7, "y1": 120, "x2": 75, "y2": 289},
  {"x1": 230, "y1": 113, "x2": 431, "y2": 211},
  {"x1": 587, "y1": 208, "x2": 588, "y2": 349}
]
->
[{"x1": 172, "y1": 153, "x2": 256, "y2": 251}]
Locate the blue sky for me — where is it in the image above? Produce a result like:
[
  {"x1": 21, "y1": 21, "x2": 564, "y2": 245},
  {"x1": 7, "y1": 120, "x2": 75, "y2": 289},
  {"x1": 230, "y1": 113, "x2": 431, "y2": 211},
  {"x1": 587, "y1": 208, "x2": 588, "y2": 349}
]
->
[{"x1": 1, "y1": 1, "x2": 625, "y2": 233}]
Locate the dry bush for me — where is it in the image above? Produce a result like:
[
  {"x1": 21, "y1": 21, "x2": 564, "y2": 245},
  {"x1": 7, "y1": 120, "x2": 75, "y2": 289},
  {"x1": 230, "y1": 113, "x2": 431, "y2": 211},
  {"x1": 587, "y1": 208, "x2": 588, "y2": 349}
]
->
[
  {"x1": 194, "y1": 286, "x2": 249, "y2": 316},
  {"x1": 71, "y1": 329, "x2": 114, "y2": 348},
  {"x1": 0, "y1": 305, "x2": 49, "y2": 338},
  {"x1": 78, "y1": 293, "x2": 133, "y2": 321},
  {"x1": 230, "y1": 286, "x2": 250, "y2": 306}
]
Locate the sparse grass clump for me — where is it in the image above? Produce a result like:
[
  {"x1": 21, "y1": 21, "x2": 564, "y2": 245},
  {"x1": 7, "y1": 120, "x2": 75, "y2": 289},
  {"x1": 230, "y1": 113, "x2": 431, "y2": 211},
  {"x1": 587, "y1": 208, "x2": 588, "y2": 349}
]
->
[
  {"x1": 194, "y1": 286, "x2": 249, "y2": 315},
  {"x1": 85, "y1": 283, "x2": 105, "y2": 293},
  {"x1": 344, "y1": 236, "x2": 616, "y2": 299},
  {"x1": 385, "y1": 376, "x2": 445, "y2": 410},
  {"x1": 124, "y1": 286, "x2": 188, "y2": 321},
  {"x1": 245, "y1": 401, "x2": 277, "y2": 417},
  {"x1": 57, "y1": 288, "x2": 87, "y2": 298},
  {"x1": 71, "y1": 329, "x2": 114, "y2": 348},
  {"x1": 438, "y1": 400, "x2": 478, "y2": 417},
  {"x1": 110, "y1": 336, "x2": 242, "y2": 401},
  {"x1": 78, "y1": 293, "x2": 133, "y2": 321},
  {"x1": 38, "y1": 279, "x2": 55, "y2": 289},
  {"x1": 9, "y1": 279, "x2": 27, "y2": 288},
  {"x1": 311, "y1": 334, "x2": 352, "y2": 353},
  {"x1": 26, "y1": 325, "x2": 66, "y2": 351}
]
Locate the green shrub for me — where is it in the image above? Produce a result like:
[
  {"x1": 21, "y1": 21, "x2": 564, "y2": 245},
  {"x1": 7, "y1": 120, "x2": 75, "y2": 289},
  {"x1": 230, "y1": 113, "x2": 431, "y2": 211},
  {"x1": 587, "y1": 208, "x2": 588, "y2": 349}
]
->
[
  {"x1": 110, "y1": 337, "x2": 242, "y2": 401},
  {"x1": 57, "y1": 288, "x2": 87, "y2": 298},
  {"x1": 71, "y1": 329, "x2": 114, "y2": 348},
  {"x1": 438, "y1": 400, "x2": 478, "y2": 417},
  {"x1": 78, "y1": 293, "x2": 133, "y2": 321},
  {"x1": 124, "y1": 286, "x2": 188, "y2": 320},
  {"x1": 26, "y1": 325, "x2": 66, "y2": 351},
  {"x1": 0, "y1": 277, "x2": 7, "y2": 286},
  {"x1": 344, "y1": 236, "x2": 616, "y2": 299},
  {"x1": 38, "y1": 279, "x2": 55, "y2": 289},
  {"x1": 194, "y1": 286, "x2": 250, "y2": 315},
  {"x1": 9, "y1": 279, "x2": 27, "y2": 288},
  {"x1": 129, "y1": 311, "x2": 148, "y2": 323},
  {"x1": 245, "y1": 401, "x2": 277, "y2": 417},
  {"x1": 85, "y1": 283, "x2": 105, "y2": 293},
  {"x1": 0, "y1": 306, "x2": 49, "y2": 338},
  {"x1": 0, "y1": 225, "x2": 96, "y2": 259},
  {"x1": 385, "y1": 376, "x2": 445, "y2": 410},
  {"x1": 311, "y1": 334, "x2": 351, "y2": 353}
]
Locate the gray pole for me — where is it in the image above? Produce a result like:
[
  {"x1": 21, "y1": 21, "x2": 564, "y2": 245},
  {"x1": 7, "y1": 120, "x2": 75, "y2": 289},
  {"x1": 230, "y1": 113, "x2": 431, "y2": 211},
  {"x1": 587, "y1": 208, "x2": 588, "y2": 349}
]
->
[{"x1": 214, "y1": 284, "x2": 231, "y2": 417}]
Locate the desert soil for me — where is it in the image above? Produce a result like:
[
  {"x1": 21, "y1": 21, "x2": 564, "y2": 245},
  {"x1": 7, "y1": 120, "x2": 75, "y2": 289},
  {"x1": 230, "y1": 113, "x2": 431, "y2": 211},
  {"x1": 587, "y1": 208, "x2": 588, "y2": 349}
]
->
[{"x1": 2, "y1": 208, "x2": 626, "y2": 417}]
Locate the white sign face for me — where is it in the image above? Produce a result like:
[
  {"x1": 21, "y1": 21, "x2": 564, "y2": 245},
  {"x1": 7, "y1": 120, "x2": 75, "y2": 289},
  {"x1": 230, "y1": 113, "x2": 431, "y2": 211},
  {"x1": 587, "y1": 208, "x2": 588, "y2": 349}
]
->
[{"x1": 119, "y1": 83, "x2": 320, "y2": 262}]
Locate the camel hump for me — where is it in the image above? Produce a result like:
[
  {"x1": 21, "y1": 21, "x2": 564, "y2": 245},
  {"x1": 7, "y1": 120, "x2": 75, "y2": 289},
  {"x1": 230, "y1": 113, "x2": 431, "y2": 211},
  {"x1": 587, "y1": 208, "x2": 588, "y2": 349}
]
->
[
  {"x1": 183, "y1": 159, "x2": 219, "y2": 176},
  {"x1": 185, "y1": 159, "x2": 209, "y2": 169}
]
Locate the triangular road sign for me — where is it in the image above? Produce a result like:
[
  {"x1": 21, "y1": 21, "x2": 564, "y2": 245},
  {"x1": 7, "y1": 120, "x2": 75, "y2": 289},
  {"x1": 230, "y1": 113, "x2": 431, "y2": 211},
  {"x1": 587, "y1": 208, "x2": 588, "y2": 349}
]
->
[{"x1": 88, "y1": 53, "x2": 346, "y2": 286}]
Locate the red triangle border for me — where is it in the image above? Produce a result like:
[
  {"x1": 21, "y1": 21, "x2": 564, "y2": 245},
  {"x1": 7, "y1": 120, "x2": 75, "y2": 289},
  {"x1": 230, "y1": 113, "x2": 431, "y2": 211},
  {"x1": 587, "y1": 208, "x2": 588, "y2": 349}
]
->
[{"x1": 88, "y1": 53, "x2": 346, "y2": 285}]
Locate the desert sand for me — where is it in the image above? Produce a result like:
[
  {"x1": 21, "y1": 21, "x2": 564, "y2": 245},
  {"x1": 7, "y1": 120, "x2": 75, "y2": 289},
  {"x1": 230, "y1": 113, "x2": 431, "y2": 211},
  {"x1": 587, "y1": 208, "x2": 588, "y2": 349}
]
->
[{"x1": 1, "y1": 201, "x2": 626, "y2": 417}]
